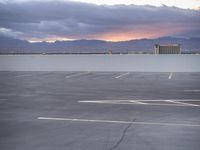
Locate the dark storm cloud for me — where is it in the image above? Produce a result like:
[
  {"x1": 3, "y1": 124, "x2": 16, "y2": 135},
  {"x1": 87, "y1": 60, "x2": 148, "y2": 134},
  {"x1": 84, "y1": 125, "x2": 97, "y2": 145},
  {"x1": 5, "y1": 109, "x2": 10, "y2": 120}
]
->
[{"x1": 0, "y1": 0, "x2": 200, "y2": 40}]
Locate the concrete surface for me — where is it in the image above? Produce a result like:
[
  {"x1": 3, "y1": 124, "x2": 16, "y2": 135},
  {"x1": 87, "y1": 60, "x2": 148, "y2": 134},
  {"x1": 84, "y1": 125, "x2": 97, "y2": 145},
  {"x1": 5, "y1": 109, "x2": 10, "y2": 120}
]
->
[
  {"x1": 0, "y1": 71, "x2": 200, "y2": 150},
  {"x1": 0, "y1": 54, "x2": 200, "y2": 72}
]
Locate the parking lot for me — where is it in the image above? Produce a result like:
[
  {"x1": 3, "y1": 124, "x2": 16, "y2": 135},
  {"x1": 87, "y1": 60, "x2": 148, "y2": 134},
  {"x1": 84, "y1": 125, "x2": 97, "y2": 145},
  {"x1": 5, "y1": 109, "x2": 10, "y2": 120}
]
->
[{"x1": 0, "y1": 71, "x2": 200, "y2": 150}]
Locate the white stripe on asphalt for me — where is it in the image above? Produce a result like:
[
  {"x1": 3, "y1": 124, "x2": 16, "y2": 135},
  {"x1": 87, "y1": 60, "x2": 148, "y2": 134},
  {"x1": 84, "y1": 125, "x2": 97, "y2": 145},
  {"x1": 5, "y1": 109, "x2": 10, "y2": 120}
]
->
[
  {"x1": 0, "y1": 93, "x2": 16, "y2": 96},
  {"x1": 65, "y1": 72, "x2": 90, "y2": 78},
  {"x1": 114, "y1": 72, "x2": 130, "y2": 79},
  {"x1": 78, "y1": 100, "x2": 200, "y2": 107},
  {"x1": 15, "y1": 74, "x2": 32, "y2": 77},
  {"x1": 168, "y1": 72, "x2": 173, "y2": 79},
  {"x1": 79, "y1": 99, "x2": 200, "y2": 102},
  {"x1": 129, "y1": 100, "x2": 147, "y2": 105},
  {"x1": 0, "y1": 99, "x2": 7, "y2": 101},
  {"x1": 184, "y1": 89, "x2": 200, "y2": 92},
  {"x1": 37, "y1": 117, "x2": 200, "y2": 127},
  {"x1": 164, "y1": 100, "x2": 199, "y2": 107}
]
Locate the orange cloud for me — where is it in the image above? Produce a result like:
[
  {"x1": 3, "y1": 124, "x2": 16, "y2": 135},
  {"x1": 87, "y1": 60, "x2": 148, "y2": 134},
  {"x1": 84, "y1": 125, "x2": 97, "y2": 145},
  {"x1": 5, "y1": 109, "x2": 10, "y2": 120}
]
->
[
  {"x1": 98, "y1": 32, "x2": 155, "y2": 41},
  {"x1": 94, "y1": 23, "x2": 193, "y2": 41},
  {"x1": 29, "y1": 25, "x2": 192, "y2": 42},
  {"x1": 27, "y1": 22, "x2": 196, "y2": 42},
  {"x1": 28, "y1": 36, "x2": 75, "y2": 43}
]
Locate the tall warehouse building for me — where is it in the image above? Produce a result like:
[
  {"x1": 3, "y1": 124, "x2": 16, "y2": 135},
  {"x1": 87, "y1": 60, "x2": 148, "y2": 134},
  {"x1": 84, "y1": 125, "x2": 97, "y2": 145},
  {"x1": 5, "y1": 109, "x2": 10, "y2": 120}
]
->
[{"x1": 154, "y1": 44, "x2": 181, "y2": 54}]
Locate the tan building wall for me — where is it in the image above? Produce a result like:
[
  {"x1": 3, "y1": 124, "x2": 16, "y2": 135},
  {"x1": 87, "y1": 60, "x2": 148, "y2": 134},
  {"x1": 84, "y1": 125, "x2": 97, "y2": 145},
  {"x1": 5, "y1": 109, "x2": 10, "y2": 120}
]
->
[{"x1": 155, "y1": 44, "x2": 181, "y2": 54}]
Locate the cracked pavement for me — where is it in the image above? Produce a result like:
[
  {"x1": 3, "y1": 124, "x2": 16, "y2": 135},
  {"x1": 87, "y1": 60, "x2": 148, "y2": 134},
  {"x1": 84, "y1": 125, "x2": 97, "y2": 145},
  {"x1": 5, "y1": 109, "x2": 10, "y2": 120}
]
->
[{"x1": 0, "y1": 72, "x2": 200, "y2": 150}]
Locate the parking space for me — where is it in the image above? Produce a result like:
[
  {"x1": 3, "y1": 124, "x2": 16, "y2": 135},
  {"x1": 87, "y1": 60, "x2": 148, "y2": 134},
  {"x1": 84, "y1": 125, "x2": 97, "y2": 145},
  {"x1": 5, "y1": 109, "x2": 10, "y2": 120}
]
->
[{"x1": 0, "y1": 71, "x2": 200, "y2": 150}]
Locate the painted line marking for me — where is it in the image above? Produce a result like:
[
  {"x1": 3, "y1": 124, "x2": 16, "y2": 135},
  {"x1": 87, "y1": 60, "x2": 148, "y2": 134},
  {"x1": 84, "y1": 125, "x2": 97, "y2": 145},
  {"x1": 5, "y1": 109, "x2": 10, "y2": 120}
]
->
[
  {"x1": 79, "y1": 101, "x2": 199, "y2": 107},
  {"x1": 114, "y1": 72, "x2": 130, "y2": 79},
  {"x1": 65, "y1": 72, "x2": 90, "y2": 78},
  {"x1": 184, "y1": 89, "x2": 200, "y2": 92},
  {"x1": 168, "y1": 72, "x2": 173, "y2": 79},
  {"x1": 37, "y1": 117, "x2": 200, "y2": 127},
  {"x1": 165, "y1": 100, "x2": 200, "y2": 107},
  {"x1": 0, "y1": 99, "x2": 7, "y2": 104},
  {"x1": 0, "y1": 93, "x2": 16, "y2": 96},
  {"x1": 78, "y1": 99, "x2": 200, "y2": 102},
  {"x1": 0, "y1": 99, "x2": 7, "y2": 101},
  {"x1": 15, "y1": 74, "x2": 32, "y2": 78},
  {"x1": 129, "y1": 100, "x2": 147, "y2": 105},
  {"x1": 78, "y1": 99, "x2": 200, "y2": 107}
]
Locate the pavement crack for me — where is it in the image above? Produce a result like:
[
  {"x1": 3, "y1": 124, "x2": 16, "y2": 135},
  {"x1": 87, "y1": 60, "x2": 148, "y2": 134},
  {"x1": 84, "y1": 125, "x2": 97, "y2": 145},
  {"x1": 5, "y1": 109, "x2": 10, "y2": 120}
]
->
[{"x1": 109, "y1": 119, "x2": 135, "y2": 150}]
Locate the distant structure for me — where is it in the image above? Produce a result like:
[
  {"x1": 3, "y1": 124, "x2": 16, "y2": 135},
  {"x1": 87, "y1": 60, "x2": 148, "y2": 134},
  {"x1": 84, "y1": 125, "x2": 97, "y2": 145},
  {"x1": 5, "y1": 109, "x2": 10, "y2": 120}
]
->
[
  {"x1": 108, "y1": 50, "x2": 112, "y2": 54},
  {"x1": 154, "y1": 44, "x2": 181, "y2": 54}
]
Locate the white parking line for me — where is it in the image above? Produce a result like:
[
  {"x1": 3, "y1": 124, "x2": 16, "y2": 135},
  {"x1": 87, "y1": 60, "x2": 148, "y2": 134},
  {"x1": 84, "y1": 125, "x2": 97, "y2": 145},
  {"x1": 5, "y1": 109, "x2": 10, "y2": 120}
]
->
[
  {"x1": 0, "y1": 93, "x2": 15, "y2": 96},
  {"x1": 15, "y1": 74, "x2": 32, "y2": 78},
  {"x1": 79, "y1": 99, "x2": 200, "y2": 102},
  {"x1": 37, "y1": 117, "x2": 200, "y2": 127},
  {"x1": 0, "y1": 99, "x2": 7, "y2": 104},
  {"x1": 78, "y1": 99, "x2": 200, "y2": 107},
  {"x1": 65, "y1": 72, "x2": 90, "y2": 78},
  {"x1": 114, "y1": 72, "x2": 130, "y2": 79},
  {"x1": 184, "y1": 89, "x2": 200, "y2": 92},
  {"x1": 136, "y1": 99, "x2": 200, "y2": 102},
  {"x1": 168, "y1": 72, "x2": 173, "y2": 79},
  {"x1": 165, "y1": 100, "x2": 199, "y2": 107},
  {"x1": 0, "y1": 99, "x2": 7, "y2": 101},
  {"x1": 129, "y1": 100, "x2": 147, "y2": 105}
]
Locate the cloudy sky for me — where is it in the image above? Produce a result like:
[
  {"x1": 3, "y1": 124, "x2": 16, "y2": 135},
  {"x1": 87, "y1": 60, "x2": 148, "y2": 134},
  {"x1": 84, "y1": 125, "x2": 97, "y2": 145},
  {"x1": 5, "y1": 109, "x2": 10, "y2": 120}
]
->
[{"x1": 0, "y1": 0, "x2": 200, "y2": 42}]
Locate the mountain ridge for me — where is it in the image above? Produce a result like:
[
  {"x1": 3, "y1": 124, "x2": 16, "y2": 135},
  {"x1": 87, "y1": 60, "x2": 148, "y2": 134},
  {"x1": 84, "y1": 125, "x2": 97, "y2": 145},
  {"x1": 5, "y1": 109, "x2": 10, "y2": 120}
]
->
[{"x1": 0, "y1": 35, "x2": 200, "y2": 54}]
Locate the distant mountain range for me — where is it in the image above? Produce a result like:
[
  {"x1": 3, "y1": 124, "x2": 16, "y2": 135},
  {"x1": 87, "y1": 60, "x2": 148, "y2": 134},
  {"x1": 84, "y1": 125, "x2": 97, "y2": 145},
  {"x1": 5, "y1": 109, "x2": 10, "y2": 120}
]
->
[{"x1": 0, "y1": 35, "x2": 200, "y2": 54}]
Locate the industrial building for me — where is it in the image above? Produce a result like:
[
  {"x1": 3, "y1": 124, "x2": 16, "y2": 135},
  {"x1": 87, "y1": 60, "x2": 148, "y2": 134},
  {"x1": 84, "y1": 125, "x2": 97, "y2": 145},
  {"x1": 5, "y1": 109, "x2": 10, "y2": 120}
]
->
[{"x1": 154, "y1": 44, "x2": 181, "y2": 54}]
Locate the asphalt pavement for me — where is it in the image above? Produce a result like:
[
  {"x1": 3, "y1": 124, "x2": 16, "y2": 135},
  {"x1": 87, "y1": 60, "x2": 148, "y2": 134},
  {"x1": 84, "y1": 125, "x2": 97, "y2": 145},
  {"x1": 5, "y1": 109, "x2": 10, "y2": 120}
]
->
[{"x1": 0, "y1": 71, "x2": 200, "y2": 150}]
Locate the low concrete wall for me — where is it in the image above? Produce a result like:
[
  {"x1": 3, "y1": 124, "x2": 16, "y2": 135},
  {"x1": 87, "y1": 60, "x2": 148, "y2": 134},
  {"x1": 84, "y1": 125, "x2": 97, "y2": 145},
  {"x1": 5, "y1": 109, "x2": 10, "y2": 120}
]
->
[{"x1": 0, "y1": 54, "x2": 200, "y2": 72}]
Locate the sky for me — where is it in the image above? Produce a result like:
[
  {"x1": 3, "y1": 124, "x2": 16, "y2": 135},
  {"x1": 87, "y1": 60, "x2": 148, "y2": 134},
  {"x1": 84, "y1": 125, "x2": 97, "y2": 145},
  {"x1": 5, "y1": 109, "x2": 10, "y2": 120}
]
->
[
  {"x1": 72, "y1": 0, "x2": 200, "y2": 9},
  {"x1": 0, "y1": 0, "x2": 200, "y2": 42}
]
